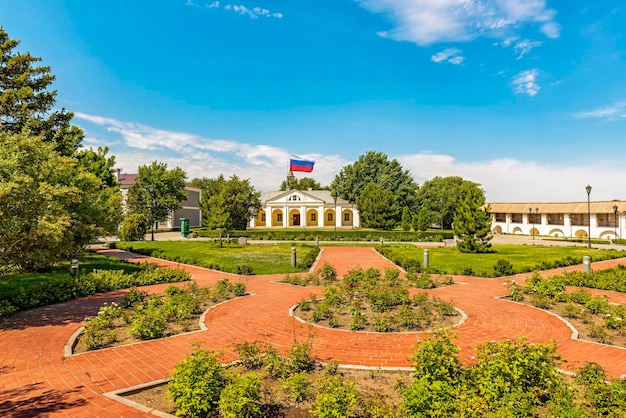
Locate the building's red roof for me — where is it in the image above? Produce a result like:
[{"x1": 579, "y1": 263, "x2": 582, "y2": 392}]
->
[{"x1": 118, "y1": 173, "x2": 138, "y2": 186}]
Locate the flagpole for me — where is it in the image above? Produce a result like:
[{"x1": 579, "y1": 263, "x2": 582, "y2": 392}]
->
[{"x1": 286, "y1": 152, "x2": 290, "y2": 191}]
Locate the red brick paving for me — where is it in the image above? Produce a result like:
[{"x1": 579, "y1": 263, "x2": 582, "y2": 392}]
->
[{"x1": 1, "y1": 246, "x2": 626, "y2": 416}]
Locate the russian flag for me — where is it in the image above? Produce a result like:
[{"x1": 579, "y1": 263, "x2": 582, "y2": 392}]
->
[{"x1": 289, "y1": 153, "x2": 315, "y2": 173}]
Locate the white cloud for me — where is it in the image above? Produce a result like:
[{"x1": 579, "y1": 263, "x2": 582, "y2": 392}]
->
[
  {"x1": 574, "y1": 102, "x2": 626, "y2": 121},
  {"x1": 431, "y1": 48, "x2": 465, "y2": 65},
  {"x1": 397, "y1": 152, "x2": 626, "y2": 202},
  {"x1": 220, "y1": 3, "x2": 283, "y2": 19},
  {"x1": 77, "y1": 113, "x2": 626, "y2": 201},
  {"x1": 511, "y1": 69, "x2": 540, "y2": 97},
  {"x1": 74, "y1": 113, "x2": 344, "y2": 192},
  {"x1": 356, "y1": 0, "x2": 560, "y2": 45}
]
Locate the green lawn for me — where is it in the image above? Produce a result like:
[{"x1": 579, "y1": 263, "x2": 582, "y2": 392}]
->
[
  {"x1": 0, "y1": 252, "x2": 144, "y2": 300},
  {"x1": 384, "y1": 244, "x2": 626, "y2": 277},
  {"x1": 113, "y1": 241, "x2": 319, "y2": 275}
]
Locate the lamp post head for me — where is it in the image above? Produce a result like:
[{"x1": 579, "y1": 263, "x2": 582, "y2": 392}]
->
[
  {"x1": 614, "y1": 205, "x2": 619, "y2": 214},
  {"x1": 529, "y1": 207, "x2": 532, "y2": 213},
  {"x1": 535, "y1": 208, "x2": 539, "y2": 213},
  {"x1": 586, "y1": 185, "x2": 592, "y2": 195}
]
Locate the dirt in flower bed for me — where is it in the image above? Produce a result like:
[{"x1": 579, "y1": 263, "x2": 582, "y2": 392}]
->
[
  {"x1": 505, "y1": 276, "x2": 626, "y2": 348},
  {"x1": 123, "y1": 365, "x2": 408, "y2": 417},
  {"x1": 73, "y1": 279, "x2": 246, "y2": 354}
]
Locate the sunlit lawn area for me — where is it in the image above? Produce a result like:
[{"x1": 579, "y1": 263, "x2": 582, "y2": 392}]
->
[
  {"x1": 113, "y1": 241, "x2": 318, "y2": 275},
  {"x1": 386, "y1": 244, "x2": 626, "y2": 276},
  {"x1": 0, "y1": 252, "x2": 144, "y2": 301}
]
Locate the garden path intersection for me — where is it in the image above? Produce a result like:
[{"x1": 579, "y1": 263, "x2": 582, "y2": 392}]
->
[{"x1": 1, "y1": 247, "x2": 626, "y2": 417}]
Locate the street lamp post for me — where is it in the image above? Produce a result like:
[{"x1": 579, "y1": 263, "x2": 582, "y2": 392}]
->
[
  {"x1": 148, "y1": 185, "x2": 155, "y2": 241},
  {"x1": 535, "y1": 207, "x2": 539, "y2": 238},
  {"x1": 529, "y1": 207, "x2": 534, "y2": 239},
  {"x1": 613, "y1": 204, "x2": 619, "y2": 240},
  {"x1": 586, "y1": 185, "x2": 592, "y2": 248},
  {"x1": 333, "y1": 196, "x2": 338, "y2": 241}
]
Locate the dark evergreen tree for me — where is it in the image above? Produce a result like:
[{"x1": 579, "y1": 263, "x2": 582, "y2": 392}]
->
[
  {"x1": 356, "y1": 182, "x2": 399, "y2": 230},
  {"x1": 453, "y1": 184, "x2": 493, "y2": 253},
  {"x1": 401, "y1": 207, "x2": 411, "y2": 231}
]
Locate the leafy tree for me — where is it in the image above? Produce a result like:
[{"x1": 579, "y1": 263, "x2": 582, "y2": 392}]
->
[
  {"x1": 401, "y1": 207, "x2": 411, "y2": 231},
  {"x1": 279, "y1": 176, "x2": 328, "y2": 191},
  {"x1": 118, "y1": 213, "x2": 149, "y2": 241},
  {"x1": 0, "y1": 28, "x2": 123, "y2": 269},
  {"x1": 0, "y1": 133, "x2": 76, "y2": 271},
  {"x1": 127, "y1": 162, "x2": 187, "y2": 239},
  {"x1": 76, "y1": 146, "x2": 118, "y2": 187},
  {"x1": 453, "y1": 183, "x2": 493, "y2": 253},
  {"x1": 356, "y1": 182, "x2": 399, "y2": 230},
  {"x1": 330, "y1": 151, "x2": 419, "y2": 215},
  {"x1": 0, "y1": 27, "x2": 83, "y2": 156},
  {"x1": 197, "y1": 174, "x2": 261, "y2": 232},
  {"x1": 417, "y1": 206, "x2": 430, "y2": 231},
  {"x1": 417, "y1": 176, "x2": 481, "y2": 230}
]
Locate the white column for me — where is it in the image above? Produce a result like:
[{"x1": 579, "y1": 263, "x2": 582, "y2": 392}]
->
[
  {"x1": 336, "y1": 204, "x2": 342, "y2": 228},
  {"x1": 250, "y1": 214, "x2": 256, "y2": 228},
  {"x1": 353, "y1": 207, "x2": 359, "y2": 228},
  {"x1": 283, "y1": 205, "x2": 288, "y2": 228},
  {"x1": 301, "y1": 205, "x2": 307, "y2": 227},
  {"x1": 318, "y1": 206, "x2": 324, "y2": 227}
]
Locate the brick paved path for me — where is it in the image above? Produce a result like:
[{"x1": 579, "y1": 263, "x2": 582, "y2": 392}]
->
[{"x1": 1, "y1": 247, "x2": 626, "y2": 416}]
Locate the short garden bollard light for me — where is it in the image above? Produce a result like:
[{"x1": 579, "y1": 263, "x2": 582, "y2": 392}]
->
[
  {"x1": 423, "y1": 249, "x2": 429, "y2": 269},
  {"x1": 291, "y1": 246, "x2": 297, "y2": 268},
  {"x1": 70, "y1": 259, "x2": 79, "y2": 277},
  {"x1": 315, "y1": 236, "x2": 319, "y2": 247},
  {"x1": 583, "y1": 255, "x2": 591, "y2": 273},
  {"x1": 380, "y1": 237, "x2": 384, "y2": 246}
]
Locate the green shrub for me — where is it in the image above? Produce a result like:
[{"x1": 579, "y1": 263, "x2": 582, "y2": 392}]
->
[
  {"x1": 234, "y1": 341, "x2": 264, "y2": 370},
  {"x1": 118, "y1": 213, "x2": 149, "y2": 241},
  {"x1": 82, "y1": 317, "x2": 117, "y2": 350},
  {"x1": 130, "y1": 306, "x2": 166, "y2": 340},
  {"x1": 493, "y1": 259, "x2": 514, "y2": 277},
  {"x1": 585, "y1": 296, "x2": 610, "y2": 314},
  {"x1": 236, "y1": 264, "x2": 254, "y2": 275},
  {"x1": 168, "y1": 348, "x2": 226, "y2": 418},
  {"x1": 311, "y1": 374, "x2": 359, "y2": 418},
  {"x1": 319, "y1": 262, "x2": 337, "y2": 281},
  {"x1": 350, "y1": 305, "x2": 367, "y2": 331},
  {"x1": 282, "y1": 371, "x2": 312, "y2": 403},
  {"x1": 229, "y1": 280, "x2": 246, "y2": 296},
  {"x1": 289, "y1": 341, "x2": 315, "y2": 373},
  {"x1": 218, "y1": 372, "x2": 263, "y2": 418},
  {"x1": 121, "y1": 288, "x2": 148, "y2": 308},
  {"x1": 373, "y1": 314, "x2": 395, "y2": 332}
]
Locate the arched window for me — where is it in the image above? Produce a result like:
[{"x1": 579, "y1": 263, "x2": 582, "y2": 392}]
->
[{"x1": 288, "y1": 195, "x2": 301, "y2": 201}]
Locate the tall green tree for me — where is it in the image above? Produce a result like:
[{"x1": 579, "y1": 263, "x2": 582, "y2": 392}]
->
[
  {"x1": 453, "y1": 184, "x2": 493, "y2": 253},
  {"x1": 197, "y1": 174, "x2": 261, "y2": 231},
  {"x1": 401, "y1": 207, "x2": 411, "y2": 231},
  {"x1": 356, "y1": 182, "x2": 399, "y2": 230},
  {"x1": 331, "y1": 151, "x2": 419, "y2": 227},
  {"x1": 279, "y1": 176, "x2": 328, "y2": 191},
  {"x1": 417, "y1": 206, "x2": 430, "y2": 231},
  {"x1": 0, "y1": 28, "x2": 122, "y2": 270},
  {"x1": 0, "y1": 27, "x2": 83, "y2": 156},
  {"x1": 127, "y1": 162, "x2": 187, "y2": 239},
  {"x1": 417, "y1": 176, "x2": 480, "y2": 230}
]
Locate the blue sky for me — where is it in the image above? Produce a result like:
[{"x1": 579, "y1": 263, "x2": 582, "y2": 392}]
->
[{"x1": 2, "y1": 0, "x2": 626, "y2": 201}]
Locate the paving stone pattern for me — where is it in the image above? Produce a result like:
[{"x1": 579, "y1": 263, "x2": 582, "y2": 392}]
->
[{"x1": 1, "y1": 247, "x2": 626, "y2": 416}]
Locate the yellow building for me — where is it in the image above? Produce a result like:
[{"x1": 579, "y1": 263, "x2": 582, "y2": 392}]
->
[{"x1": 251, "y1": 189, "x2": 359, "y2": 228}]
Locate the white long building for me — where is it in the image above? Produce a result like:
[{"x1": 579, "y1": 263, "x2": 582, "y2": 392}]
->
[{"x1": 489, "y1": 201, "x2": 625, "y2": 239}]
